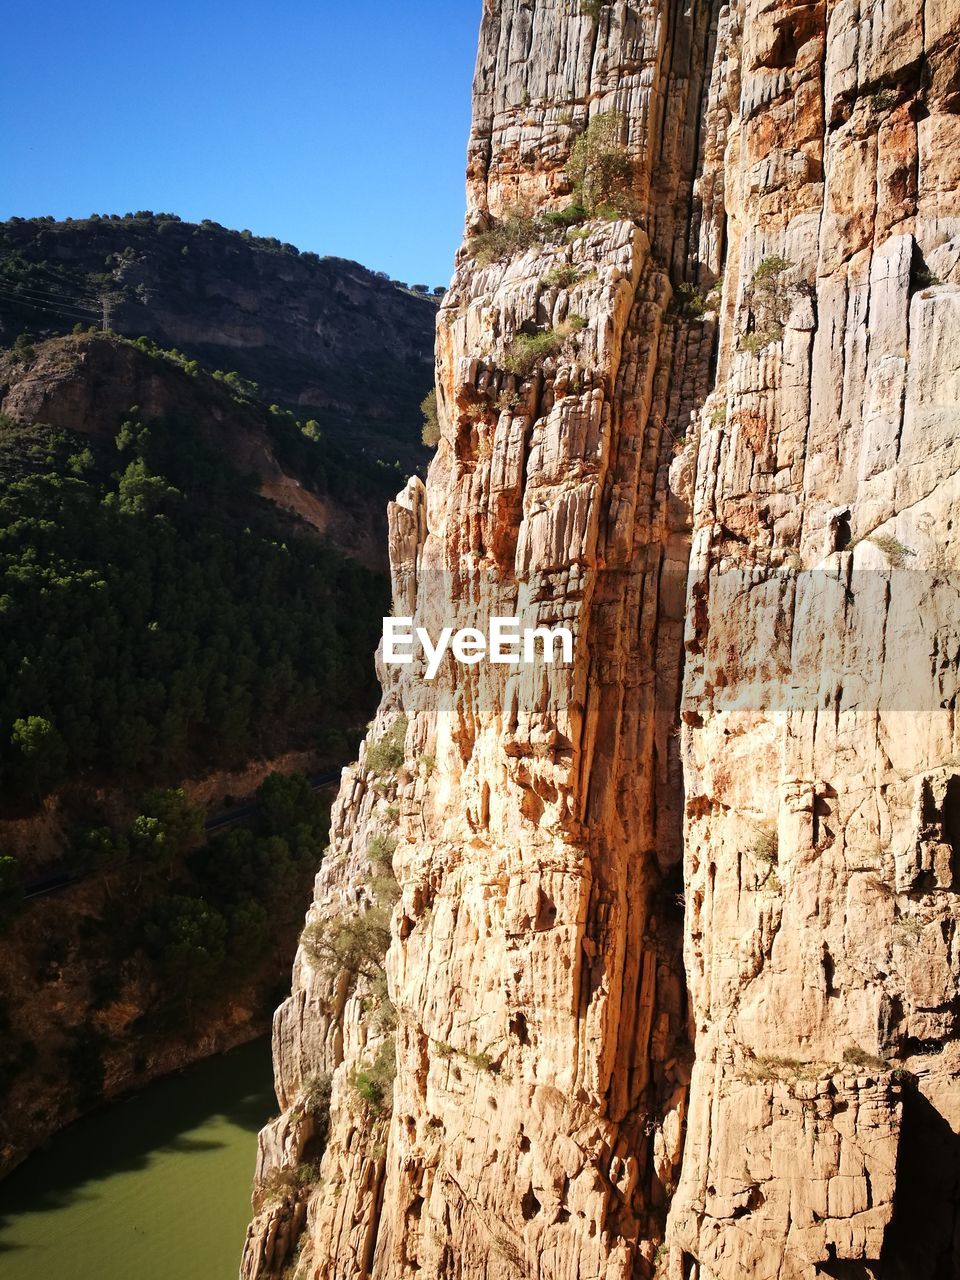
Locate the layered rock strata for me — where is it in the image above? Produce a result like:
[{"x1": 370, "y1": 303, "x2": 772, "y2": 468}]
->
[{"x1": 244, "y1": 1, "x2": 960, "y2": 1277}]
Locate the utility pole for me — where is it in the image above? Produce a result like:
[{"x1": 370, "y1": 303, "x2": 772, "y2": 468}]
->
[{"x1": 99, "y1": 289, "x2": 123, "y2": 332}]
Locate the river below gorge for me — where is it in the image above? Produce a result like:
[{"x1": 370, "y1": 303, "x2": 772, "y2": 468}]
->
[{"x1": 0, "y1": 1037, "x2": 273, "y2": 1280}]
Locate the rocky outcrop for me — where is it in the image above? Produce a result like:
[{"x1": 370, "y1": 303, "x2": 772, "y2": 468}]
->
[{"x1": 245, "y1": 1, "x2": 960, "y2": 1277}]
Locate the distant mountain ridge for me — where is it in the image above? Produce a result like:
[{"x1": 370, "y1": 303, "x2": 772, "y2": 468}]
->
[{"x1": 0, "y1": 213, "x2": 439, "y2": 470}]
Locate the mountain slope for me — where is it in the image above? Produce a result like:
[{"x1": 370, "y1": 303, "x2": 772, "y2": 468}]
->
[
  {"x1": 0, "y1": 331, "x2": 389, "y2": 1173},
  {"x1": 0, "y1": 214, "x2": 438, "y2": 470}
]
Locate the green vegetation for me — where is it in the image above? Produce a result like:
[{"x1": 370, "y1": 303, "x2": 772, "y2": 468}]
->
[
  {"x1": 495, "y1": 388, "x2": 523, "y2": 414},
  {"x1": 123, "y1": 773, "x2": 327, "y2": 999},
  {"x1": 745, "y1": 1054, "x2": 814, "y2": 1082},
  {"x1": 894, "y1": 914, "x2": 923, "y2": 940},
  {"x1": 302, "y1": 1070, "x2": 332, "y2": 1117},
  {"x1": 469, "y1": 209, "x2": 546, "y2": 266},
  {"x1": 750, "y1": 823, "x2": 779, "y2": 864},
  {"x1": 565, "y1": 112, "x2": 634, "y2": 216},
  {"x1": 912, "y1": 262, "x2": 941, "y2": 289},
  {"x1": 299, "y1": 825, "x2": 399, "y2": 1025},
  {"x1": 10, "y1": 715, "x2": 67, "y2": 799},
  {"x1": 143, "y1": 895, "x2": 228, "y2": 985},
  {"x1": 0, "y1": 416, "x2": 384, "y2": 803},
  {"x1": 463, "y1": 1050, "x2": 494, "y2": 1072},
  {"x1": 421, "y1": 388, "x2": 440, "y2": 446},
  {"x1": 0, "y1": 215, "x2": 438, "y2": 475},
  {"x1": 843, "y1": 1044, "x2": 886, "y2": 1071},
  {"x1": 751, "y1": 254, "x2": 794, "y2": 285},
  {"x1": 502, "y1": 316, "x2": 587, "y2": 376},
  {"x1": 300, "y1": 906, "x2": 392, "y2": 982},
  {"x1": 365, "y1": 717, "x2": 408, "y2": 776},
  {"x1": 540, "y1": 263, "x2": 582, "y2": 289},
  {"x1": 869, "y1": 87, "x2": 897, "y2": 113},
  {"x1": 0, "y1": 768, "x2": 330, "y2": 1108},
  {"x1": 430, "y1": 1039, "x2": 495, "y2": 1073},
  {"x1": 740, "y1": 255, "x2": 793, "y2": 354},
  {"x1": 467, "y1": 198, "x2": 597, "y2": 268},
  {"x1": 672, "y1": 282, "x2": 708, "y2": 321},
  {"x1": 580, "y1": 0, "x2": 607, "y2": 21},
  {"x1": 740, "y1": 329, "x2": 782, "y2": 356},
  {"x1": 367, "y1": 833, "x2": 398, "y2": 874},
  {"x1": 300, "y1": 1070, "x2": 333, "y2": 1151},
  {"x1": 868, "y1": 532, "x2": 915, "y2": 568},
  {"x1": 350, "y1": 1037, "x2": 396, "y2": 1116},
  {"x1": 541, "y1": 204, "x2": 588, "y2": 229}
]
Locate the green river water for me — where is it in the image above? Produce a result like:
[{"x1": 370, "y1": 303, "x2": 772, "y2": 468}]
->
[{"x1": 0, "y1": 1038, "x2": 274, "y2": 1280}]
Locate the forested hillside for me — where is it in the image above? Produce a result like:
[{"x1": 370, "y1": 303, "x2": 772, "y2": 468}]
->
[
  {"x1": 0, "y1": 220, "x2": 415, "y2": 1169},
  {"x1": 0, "y1": 328, "x2": 396, "y2": 805},
  {"x1": 0, "y1": 410, "x2": 383, "y2": 804},
  {"x1": 0, "y1": 213, "x2": 438, "y2": 470}
]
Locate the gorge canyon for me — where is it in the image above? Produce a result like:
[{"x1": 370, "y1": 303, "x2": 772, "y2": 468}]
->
[{"x1": 243, "y1": 0, "x2": 960, "y2": 1276}]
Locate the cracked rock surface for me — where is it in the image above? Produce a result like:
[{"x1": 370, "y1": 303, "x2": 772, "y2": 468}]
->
[{"x1": 243, "y1": 2, "x2": 960, "y2": 1277}]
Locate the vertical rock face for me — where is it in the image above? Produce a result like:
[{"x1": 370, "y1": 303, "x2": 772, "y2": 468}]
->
[
  {"x1": 243, "y1": 2, "x2": 960, "y2": 1278},
  {"x1": 668, "y1": 2, "x2": 960, "y2": 1276}
]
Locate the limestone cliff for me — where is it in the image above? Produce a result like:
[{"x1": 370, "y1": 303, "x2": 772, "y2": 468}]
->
[{"x1": 244, "y1": 1, "x2": 960, "y2": 1277}]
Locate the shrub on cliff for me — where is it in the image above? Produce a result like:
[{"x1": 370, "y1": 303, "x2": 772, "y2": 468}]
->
[
  {"x1": 469, "y1": 209, "x2": 544, "y2": 265},
  {"x1": 300, "y1": 1070, "x2": 333, "y2": 1153},
  {"x1": 580, "y1": 0, "x2": 607, "y2": 20},
  {"x1": 302, "y1": 1070, "x2": 332, "y2": 1117},
  {"x1": 502, "y1": 316, "x2": 587, "y2": 376},
  {"x1": 350, "y1": 1036, "x2": 396, "y2": 1117},
  {"x1": 367, "y1": 833, "x2": 397, "y2": 874},
  {"x1": 541, "y1": 263, "x2": 582, "y2": 289},
  {"x1": 566, "y1": 112, "x2": 634, "y2": 216},
  {"x1": 868, "y1": 532, "x2": 915, "y2": 569},
  {"x1": 421, "y1": 388, "x2": 440, "y2": 446},
  {"x1": 672, "y1": 281, "x2": 708, "y2": 321},
  {"x1": 300, "y1": 905, "x2": 392, "y2": 982},
  {"x1": 366, "y1": 717, "x2": 407, "y2": 776},
  {"x1": 739, "y1": 255, "x2": 794, "y2": 353},
  {"x1": 542, "y1": 203, "x2": 588, "y2": 229}
]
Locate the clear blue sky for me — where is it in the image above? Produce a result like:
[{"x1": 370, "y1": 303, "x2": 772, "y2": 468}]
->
[{"x1": 0, "y1": 0, "x2": 479, "y2": 287}]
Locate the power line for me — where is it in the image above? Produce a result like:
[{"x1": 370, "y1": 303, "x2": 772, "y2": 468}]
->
[
  {"x1": 0, "y1": 284, "x2": 101, "y2": 311},
  {"x1": 0, "y1": 281, "x2": 97, "y2": 311},
  {"x1": 0, "y1": 286, "x2": 99, "y2": 323},
  {"x1": 0, "y1": 273, "x2": 100, "y2": 299}
]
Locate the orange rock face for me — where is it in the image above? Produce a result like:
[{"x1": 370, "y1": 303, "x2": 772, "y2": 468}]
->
[{"x1": 243, "y1": 2, "x2": 960, "y2": 1277}]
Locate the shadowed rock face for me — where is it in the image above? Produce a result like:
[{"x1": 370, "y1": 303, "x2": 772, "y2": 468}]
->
[{"x1": 243, "y1": 2, "x2": 960, "y2": 1278}]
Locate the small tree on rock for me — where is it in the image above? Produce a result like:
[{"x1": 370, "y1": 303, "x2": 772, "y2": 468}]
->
[{"x1": 565, "y1": 112, "x2": 634, "y2": 216}]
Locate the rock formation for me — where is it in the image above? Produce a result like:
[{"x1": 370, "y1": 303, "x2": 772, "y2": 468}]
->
[{"x1": 244, "y1": 1, "x2": 960, "y2": 1276}]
